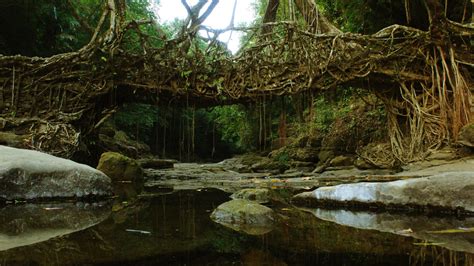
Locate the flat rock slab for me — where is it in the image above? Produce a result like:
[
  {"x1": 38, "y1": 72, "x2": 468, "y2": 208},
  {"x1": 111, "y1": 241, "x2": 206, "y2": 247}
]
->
[
  {"x1": 0, "y1": 145, "x2": 112, "y2": 200},
  {"x1": 294, "y1": 172, "x2": 474, "y2": 213}
]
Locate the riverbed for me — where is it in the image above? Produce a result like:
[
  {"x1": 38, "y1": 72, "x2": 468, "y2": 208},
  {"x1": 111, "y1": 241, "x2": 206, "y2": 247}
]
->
[{"x1": 0, "y1": 189, "x2": 473, "y2": 265}]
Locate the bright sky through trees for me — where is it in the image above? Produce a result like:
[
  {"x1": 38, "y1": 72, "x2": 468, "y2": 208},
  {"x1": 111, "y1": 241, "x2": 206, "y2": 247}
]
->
[{"x1": 153, "y1": 0, "x2": 256, "y2": 53}]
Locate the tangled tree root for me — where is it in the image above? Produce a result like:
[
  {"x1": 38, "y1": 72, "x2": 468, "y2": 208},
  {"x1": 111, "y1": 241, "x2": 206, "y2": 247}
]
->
[{"x1": 358, "y1": 142, "x2": 401, "y2": 169}]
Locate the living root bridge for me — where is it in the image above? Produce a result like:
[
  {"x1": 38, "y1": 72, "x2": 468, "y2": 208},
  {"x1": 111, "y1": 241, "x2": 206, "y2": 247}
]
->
[{"x1": 0, "y1": 0, "x2": 472, "y2": 162}]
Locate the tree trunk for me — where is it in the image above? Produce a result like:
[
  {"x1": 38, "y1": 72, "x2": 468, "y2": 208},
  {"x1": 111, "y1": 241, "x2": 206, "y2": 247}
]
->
[{"x1": 292, "y1": 0, "x2": 341, "y2": 34}]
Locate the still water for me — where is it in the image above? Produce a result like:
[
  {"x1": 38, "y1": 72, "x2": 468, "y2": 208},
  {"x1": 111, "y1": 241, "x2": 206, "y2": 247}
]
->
[{"x1": 0, "y1": 189, "x2": 473, "y2": 265}]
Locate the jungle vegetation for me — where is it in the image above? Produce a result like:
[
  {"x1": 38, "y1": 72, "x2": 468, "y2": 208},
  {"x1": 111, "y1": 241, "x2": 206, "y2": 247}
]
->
[{"x1": 0, "y1": 0, "x2": 472, "y2": 165}]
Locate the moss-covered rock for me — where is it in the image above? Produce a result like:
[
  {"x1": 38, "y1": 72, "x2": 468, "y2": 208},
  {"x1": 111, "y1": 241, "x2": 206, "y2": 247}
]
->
[
  {"x1": 0, "y1": 132, "x2": 27, "y2": 148},
  {"x1": 97, "y1": 152, "x2": 143, "y2": 182},
  {"x1": 251, "y1": 157, "x2": 288, "y2": 173},
  {"x1": 458, "y1": 123, "x2": 474, "y2": 148},
  {"x1": 270, "y1": 146, "x2": 319, "y2": 164},
  {"x1": 318, "y1": 149, "x2": 335, "y2": 163},
  {"x1": 330, "y1": 155, "x2": 354, "y2": 167},
  {"x1": 96, "y1": 122, "x2": 151, "y2": 159},
  {"x1": 210, "y1": 199, "x2": 275, "y2": 235}
]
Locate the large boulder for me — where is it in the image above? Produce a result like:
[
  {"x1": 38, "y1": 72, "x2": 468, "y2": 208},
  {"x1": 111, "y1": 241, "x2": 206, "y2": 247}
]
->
[
  {"x1": 210, "y1": 199, "x2": 275, "y2": 235},
  {"x1": 294, "y1": 172, "x2": 474, "y2": 213},
  {"x1": 96, "y1": 152, "x2": 143, "y2": 182},
  {"x1": 0, "y1": 145, "x2": 112, "y2": 200}
]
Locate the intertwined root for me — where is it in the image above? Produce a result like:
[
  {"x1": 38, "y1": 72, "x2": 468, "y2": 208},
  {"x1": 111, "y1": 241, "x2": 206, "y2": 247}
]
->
[{"x1": 385, "y1": 46, "x2": 472, "y2": 163}]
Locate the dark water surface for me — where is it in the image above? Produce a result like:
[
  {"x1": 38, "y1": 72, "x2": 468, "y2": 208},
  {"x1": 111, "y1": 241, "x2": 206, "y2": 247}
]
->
[{"x1": 0, "y1": 189, "x2": 473, "y2": 265}]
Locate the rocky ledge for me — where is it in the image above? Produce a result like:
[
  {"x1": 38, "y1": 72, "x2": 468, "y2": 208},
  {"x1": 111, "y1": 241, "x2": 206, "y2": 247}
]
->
[
  {"x1": 293, "y1": 171, "x2": 474, "y2": 215},
  {"x1": 0, "y1": 145, "x2": 112, "y2": 201}
]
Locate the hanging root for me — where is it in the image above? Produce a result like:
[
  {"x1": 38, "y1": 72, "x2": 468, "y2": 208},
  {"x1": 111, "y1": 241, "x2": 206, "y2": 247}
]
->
[{"x1": 385, "y1": 45, "x2": 472, "y2": 163}]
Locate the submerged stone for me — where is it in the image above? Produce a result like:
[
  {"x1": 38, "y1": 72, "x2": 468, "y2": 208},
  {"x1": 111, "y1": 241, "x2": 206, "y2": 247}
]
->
[
  {"x1": 0, "y1": 145, "x2": 112, "y2": 200},
  {"x1": 97, "y1": 152, "x2": 143, "y2": 182},
  {"x1": 293, "y1": 172, "x2": 474, "y2": 213},
  {"x1": 210, "y1": 199, "x2": 275, "y2": 235}
]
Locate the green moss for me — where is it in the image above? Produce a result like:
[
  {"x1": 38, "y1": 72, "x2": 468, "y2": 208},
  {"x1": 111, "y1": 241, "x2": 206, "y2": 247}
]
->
[{"x1": 97, "y1": 152, "x2": 143, "y2": 182}]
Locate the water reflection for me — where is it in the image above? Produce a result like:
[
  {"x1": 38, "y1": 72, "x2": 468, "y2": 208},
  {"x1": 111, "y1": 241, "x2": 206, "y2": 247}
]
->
[
  {"x1": 0, "y1": 202, "x2": 110, "y2": 251},
  {"x1": 307, "y1": 208, "x2": 474, "y2": 254},
  {"x1": 0, "y1": 189, "x2": 473, "y2": 265}
]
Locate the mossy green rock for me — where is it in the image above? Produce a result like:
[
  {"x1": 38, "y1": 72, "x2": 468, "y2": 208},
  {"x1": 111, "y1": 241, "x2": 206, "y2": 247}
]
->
[
  {"x1": 97, "y1": 152, "x2": 143, "y2": 182},
  {"x1": 0, "y1": 132, "x2": 26, "y2": 148},
  {"x1": 210, "y1": 199, "x2": 275, "y2": 235}
]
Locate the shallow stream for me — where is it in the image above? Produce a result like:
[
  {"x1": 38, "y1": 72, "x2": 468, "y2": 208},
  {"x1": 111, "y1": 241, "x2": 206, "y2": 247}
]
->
[{"x1": 0, "y1": 189, "x2": 473, "y2": 265}]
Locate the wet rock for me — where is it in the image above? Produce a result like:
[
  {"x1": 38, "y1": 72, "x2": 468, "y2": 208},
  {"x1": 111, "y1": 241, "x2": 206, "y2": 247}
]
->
[
  {"x1": 231, "y1": 188, "x2": 272, "y2": 203},
  {"x1": 113, "y1": 131, "x2": 150, "y2": 155},
  {"x1": 97, "y1": 128, "x2": 150, "y2": 159},
  {"x1": 425, "y1": 147, "x2": 459, "y2": 161},
  {"x1": 0, "y1": 202, "x2": 110, "y2": 251},
  {"x1": 0, "y1": 132, "x2": 26, "y2": 148},
  {"x1": 216, "y1": 156, "x2": 254, "y2": 173},
  {"x1": 97, "y1": 152, "x2": 143, "y2": 183},
  {"x1": 251, "y1": 157, "x2": 287, "y2": 173},
  {"x1": 292, "y1": 148, "x2": 319, "y2": 162},
  {"x1": 357, "y1": 143, "x2": 400, "y2": 169},
  {"x1": 354, "y1": 157, "x2": 374, "y2": 169},
  {"x1": 457, "y1": 123, "x2": 474, "y2": 148},
  {"x1": 330, "y1": 155, "x2": 354, "y2": 167},
  {"x1": 0, "y1": 145, "x2": 112, "y2": 200},
  {"x1": 400, "y1": 157, "x2": 474, "y2": 176},
  {"x1": 218, "y1": 154, "x2": 290, "y2": 174},
  {"x1": 294, "y1": 172, "x2": 474, "y2": 213},
  {"x1": 98, "y1": 134, "x2": 139, "y2": 158},
  {"x1": 270, "y1": 146, "x2": 319, "y2": 163},
  {"x1": 138, "y1": 158, "x2": 176, "y2": 169},
  {"x1": 318, "y1": 149, "x2": 334, "y2": 164},
  {"x1": 210, "y1": 199, "x2": 275, "y2": 235}
]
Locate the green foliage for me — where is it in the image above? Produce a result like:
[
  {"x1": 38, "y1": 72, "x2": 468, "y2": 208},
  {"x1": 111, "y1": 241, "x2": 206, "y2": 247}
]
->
[
  {"x1": 317, "y1": 0, "x2": 404, "y2": 33},
  {"x1": 209, "y1": 105, "x2": 255, "y2": 151},
  {"x1": 0, "y1": 0, "x2": 163, "y2": 56},
  {"x1": 312, "y1": 94, "x2": 351, "y2": 133},
  {"x1": 122, "y1": 0, "x2": 169, "y2": 52},
  {"x1": 0, "y1": 0, "x2": 103, "y2": 56},
  {"x1": 274, "y1": 150, "x2": 290, "y2": 167},
  {"x1": 114, "y1": 103, "x2": 162, "y2": 143}
]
